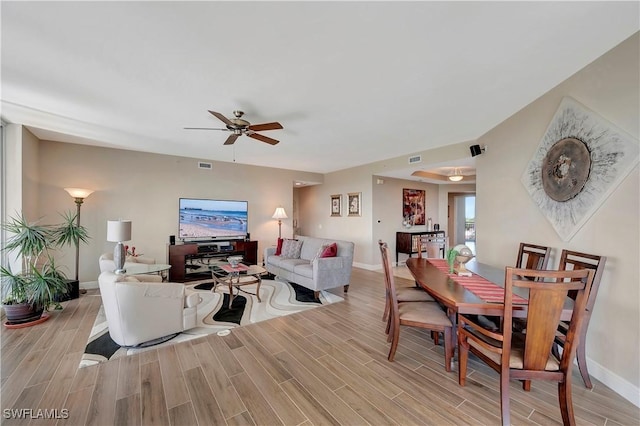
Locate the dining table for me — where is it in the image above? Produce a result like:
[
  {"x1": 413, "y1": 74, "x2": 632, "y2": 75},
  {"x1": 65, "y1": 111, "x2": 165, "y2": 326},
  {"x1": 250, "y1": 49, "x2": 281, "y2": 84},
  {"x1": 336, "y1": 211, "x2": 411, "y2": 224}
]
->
[
  {"x1": 405, "y1": 257, "x2": 574, "y2": 321},
  {"x1": 407, "y1": 258, "x2": 527, "y2": 317}
]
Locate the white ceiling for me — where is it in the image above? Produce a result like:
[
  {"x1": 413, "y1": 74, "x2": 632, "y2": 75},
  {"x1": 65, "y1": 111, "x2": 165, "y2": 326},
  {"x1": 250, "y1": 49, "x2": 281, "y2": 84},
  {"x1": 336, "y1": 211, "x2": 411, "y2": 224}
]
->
[{"x1": 2, "y1": 2, "x2": 638, "y2": 183}]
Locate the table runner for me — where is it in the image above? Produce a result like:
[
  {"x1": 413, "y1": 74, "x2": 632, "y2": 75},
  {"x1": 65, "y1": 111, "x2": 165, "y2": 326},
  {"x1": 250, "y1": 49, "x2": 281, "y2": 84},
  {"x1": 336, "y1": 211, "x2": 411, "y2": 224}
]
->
[
  {"x1": 428, "y1": 259, "x2": 527, "y2": 304},
  {"x1": 220, "y1": 263, "x2": 250, "y2": 273}
]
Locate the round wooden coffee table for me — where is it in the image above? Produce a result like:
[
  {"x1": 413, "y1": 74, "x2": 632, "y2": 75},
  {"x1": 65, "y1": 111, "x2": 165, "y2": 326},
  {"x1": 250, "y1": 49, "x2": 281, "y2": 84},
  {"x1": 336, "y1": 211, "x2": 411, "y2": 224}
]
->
[{"x1": 209, "y1": 264, "x2": 266, "y2": 308}]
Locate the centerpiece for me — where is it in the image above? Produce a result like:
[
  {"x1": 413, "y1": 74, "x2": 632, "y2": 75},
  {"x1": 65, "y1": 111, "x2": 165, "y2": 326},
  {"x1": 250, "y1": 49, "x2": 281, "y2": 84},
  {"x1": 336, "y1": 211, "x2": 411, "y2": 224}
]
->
[{"x1": 446, "y1": 244, "x2": 474, "y2": 276}]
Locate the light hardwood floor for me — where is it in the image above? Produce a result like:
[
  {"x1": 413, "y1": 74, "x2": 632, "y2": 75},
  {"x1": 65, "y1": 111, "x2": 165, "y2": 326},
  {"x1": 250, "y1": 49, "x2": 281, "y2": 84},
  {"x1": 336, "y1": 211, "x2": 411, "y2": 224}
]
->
[{"x1": 1, "y1": 267, "x2": 638, "y2": 425}]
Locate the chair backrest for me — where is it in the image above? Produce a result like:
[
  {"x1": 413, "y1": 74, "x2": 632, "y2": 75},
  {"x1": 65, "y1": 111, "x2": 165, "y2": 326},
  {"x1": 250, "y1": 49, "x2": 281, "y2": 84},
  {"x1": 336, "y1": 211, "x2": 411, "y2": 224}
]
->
[
  {"x1": 99, "y1": 253, "x2": 116, "y2": 273},
  {"x1": 516, "y1": 243, "x2": 551, "y2": 270},
  {"x1": 558, "y1": 250, "x2": 606, "y2": 312},
  {"x1": 417, "y1": 235, "x2": 446, "y2": 259},
  {"x1": 99, "y1": 252, "x2": 157, "y2": 273},
  {"x1": 378, "y1": 240, "x2": 398, "y2": 308},
  {"x1": 502, "y1": 267, "x2": 595, "y2": 372},
  {"x1": 378, "y1": 240, "x2": 392, "y2": 290}
]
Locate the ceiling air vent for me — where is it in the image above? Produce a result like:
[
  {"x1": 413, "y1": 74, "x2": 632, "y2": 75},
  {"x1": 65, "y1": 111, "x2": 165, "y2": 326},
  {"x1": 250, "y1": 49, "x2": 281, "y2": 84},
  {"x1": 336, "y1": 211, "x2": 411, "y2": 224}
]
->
[
  {"x1": 198, "y1": 161, "x2": 212, "y2": 170},
  {"x1": 408, "y1": 155, "x2": 422, "y2": 164}
]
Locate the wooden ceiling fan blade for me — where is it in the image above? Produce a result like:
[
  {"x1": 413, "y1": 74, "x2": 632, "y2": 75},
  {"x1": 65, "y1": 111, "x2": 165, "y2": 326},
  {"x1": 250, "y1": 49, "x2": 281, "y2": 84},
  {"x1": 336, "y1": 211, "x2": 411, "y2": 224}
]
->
[
  {"x1": 248, "y1": 133, "x2": 279, "y2": 145},
  {"x1": 224, "y1": 134, "x2": 239, "y2": 145},
  {"x1": 247, "y1": 122, "x2": 283, "y2": 132},
  {"x1": 208, "y1": 110, "x2": 233, "y2": 126}
]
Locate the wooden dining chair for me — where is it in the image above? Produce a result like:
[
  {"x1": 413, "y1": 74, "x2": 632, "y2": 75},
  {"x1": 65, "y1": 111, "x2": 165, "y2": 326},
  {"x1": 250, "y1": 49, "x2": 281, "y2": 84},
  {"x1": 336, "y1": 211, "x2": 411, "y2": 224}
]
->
[
  {"x1": 379, "y1": 240, "x2": 434, "y2": 325},
  {"x1": 417, "y1": 234, "x2": 446, "y2": 259},
  {"x1": 379, "y1": 241, "x2": 454, "y2": 370},
  {"x1": 457, "y1": 266, "x2": 595, "y2": 426},
  {"x1": 470, "y1": 242, "x2": 552, "y2": 332},
  {"x1": 516, "y1": 242, "x2": 551, "y2": 270},
  {"x1": 553, "y1": 250, "x2": 607, "y2": 389}
]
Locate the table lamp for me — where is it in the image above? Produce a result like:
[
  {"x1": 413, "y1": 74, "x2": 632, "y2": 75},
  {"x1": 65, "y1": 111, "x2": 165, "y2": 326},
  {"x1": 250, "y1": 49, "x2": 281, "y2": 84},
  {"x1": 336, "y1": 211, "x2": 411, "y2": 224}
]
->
[
  {"x1": 272, "y1": 207, "x2": 288, "y2": 238},
  {"x1": 107, "y1": 220, "x2": 132, "y2": 274}
]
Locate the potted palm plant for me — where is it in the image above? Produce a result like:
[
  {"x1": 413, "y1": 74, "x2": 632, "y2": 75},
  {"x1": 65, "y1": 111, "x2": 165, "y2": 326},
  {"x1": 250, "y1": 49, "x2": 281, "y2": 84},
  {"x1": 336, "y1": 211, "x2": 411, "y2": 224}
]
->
[{"x1": 1, "y1": 212, "x2": 89, "y2": 325}]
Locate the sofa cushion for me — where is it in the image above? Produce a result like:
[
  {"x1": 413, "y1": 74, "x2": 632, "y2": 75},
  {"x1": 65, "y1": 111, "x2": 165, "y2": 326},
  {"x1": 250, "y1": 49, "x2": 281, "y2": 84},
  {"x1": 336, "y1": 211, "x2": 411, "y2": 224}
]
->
[
  {"x1": 281, "y1": 239, "x2": 303, "y2": 259},
  {"x1": 311, "y1": 242, "x2": 338, "y2": 262},
  {"x1": 277, "y1": 258, "x2": 309, "y2": 273},
  {"x1": 320, "y1": 242, "x2": 338, "y2": 258},
  {"x1": 299, "y1": 238, "x2": 326, "y2": 260},
  {"x1": 275, "y1": 238, "x2": 284, "y2": 256},
  {"x1": 293, "y1": 262, "x2": 313, "y2": 279}
]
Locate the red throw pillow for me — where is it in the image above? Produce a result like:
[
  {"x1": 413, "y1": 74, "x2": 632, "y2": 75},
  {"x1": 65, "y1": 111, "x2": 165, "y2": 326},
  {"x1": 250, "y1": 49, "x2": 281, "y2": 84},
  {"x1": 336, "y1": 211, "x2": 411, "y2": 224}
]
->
[
  {"x1": 320, "y1": 242, "x2": 337, "y2": 258},
  {"x1": 275, "y1": 238, "x2": 284, "y2": 256}
]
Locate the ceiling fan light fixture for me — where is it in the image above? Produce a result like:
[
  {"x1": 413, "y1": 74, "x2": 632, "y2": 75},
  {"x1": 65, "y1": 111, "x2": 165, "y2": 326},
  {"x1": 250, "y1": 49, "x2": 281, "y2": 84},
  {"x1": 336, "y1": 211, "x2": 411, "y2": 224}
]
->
[{"x1": 448, "y1": 168, "x2": 464, "y2": 182}]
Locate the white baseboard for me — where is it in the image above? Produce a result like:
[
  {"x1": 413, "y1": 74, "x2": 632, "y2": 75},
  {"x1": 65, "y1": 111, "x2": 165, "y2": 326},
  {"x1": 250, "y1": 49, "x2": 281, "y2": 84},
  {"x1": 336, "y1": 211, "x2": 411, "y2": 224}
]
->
[
  {"x1": 352, "y1": 261, "x2": 379, "y2": 271},
  {"x1": 588, "y1": 356, "x2": 640, "y2": 407},
  {"x1": 81, "y1": 280, "x2": 99, "y2": 290},
  {"x1": 352, "y1": 261, "x2": 409, "y2": 270}
]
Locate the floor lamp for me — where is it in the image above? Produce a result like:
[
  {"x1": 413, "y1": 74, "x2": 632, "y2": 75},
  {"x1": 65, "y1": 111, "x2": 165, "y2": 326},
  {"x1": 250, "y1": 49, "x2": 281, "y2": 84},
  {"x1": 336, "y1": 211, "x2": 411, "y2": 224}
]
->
[
  {"x1": 272, "y1": 207, "x2": 288, "y2": 239},
  {"x1": 64, "y1": 188, "x2": 94, "y2": 282}
]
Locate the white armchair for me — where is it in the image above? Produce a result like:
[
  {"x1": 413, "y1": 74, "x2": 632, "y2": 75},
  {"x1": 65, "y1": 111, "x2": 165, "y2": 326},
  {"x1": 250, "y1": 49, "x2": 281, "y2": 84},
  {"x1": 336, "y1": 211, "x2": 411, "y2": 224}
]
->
[{"x1": 98, "y1": 271, "x2": 199, "y2": 346}]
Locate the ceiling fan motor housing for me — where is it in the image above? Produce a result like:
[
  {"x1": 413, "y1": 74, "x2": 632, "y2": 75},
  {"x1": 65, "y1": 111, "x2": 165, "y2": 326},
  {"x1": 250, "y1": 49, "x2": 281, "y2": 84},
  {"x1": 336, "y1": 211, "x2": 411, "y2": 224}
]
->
[{"x1": 228, "y1": 119, "x2": 250, "y2": 130}]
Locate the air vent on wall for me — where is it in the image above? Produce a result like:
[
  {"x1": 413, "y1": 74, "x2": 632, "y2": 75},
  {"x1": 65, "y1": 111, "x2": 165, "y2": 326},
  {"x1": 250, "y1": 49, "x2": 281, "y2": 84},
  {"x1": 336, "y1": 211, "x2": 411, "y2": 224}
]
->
[
  {"x1": 408, "y1": 155, "x2": 422, "y2": 164},
  {"x1": 198, "y1": 161, "x2": 212, "y2": 170}
]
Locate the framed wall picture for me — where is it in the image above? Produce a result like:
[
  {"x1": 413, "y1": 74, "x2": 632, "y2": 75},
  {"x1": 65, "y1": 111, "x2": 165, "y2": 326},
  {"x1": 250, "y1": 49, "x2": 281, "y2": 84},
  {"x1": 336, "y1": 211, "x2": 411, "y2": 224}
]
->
[
  {"x1": 402, "y1": 188, "x2": 425, "y2": 225},
  {"x1": 330, "y1": 194, "x2": 342, "y2": 217},
  {"x1": 347, "y1": 192, "x2": 361, "y2": 217}
]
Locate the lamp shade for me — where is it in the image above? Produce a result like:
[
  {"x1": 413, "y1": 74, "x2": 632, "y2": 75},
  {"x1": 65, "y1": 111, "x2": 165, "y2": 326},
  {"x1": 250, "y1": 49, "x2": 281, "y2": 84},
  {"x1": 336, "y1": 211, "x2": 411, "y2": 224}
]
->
[
  {"x1": 107, "y1": 220, "x2": 132, "y2": 242},
  {"x1": 272, "y1": 207, "x2": 288, "y2": 220},
  {"x1": 64, "y1": 187, "x2": 94, "y2": 199}
]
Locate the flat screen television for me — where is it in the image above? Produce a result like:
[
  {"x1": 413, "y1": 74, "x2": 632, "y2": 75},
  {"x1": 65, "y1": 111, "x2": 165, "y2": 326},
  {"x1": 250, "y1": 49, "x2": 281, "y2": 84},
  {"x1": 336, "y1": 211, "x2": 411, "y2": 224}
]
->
[{"x1": 179, "y1": 198, "x2": 248, "y2": 240}]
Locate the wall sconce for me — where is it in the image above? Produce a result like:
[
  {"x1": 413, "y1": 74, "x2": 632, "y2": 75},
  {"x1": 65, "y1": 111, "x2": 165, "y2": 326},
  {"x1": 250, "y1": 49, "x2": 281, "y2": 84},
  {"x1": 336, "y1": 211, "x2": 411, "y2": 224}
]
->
[
  {"x1": 107, "y1": 220, "x2": 132, "y2": 274},
  {"x1": 64, "y1": 187, "x2": 94, "y2": 282},
  {"x1": 470, "y1": 144, "x2": 487, "y2": 157},
  {"x1": 272, "y1": 207, "x2": 288, "y2": 238}
]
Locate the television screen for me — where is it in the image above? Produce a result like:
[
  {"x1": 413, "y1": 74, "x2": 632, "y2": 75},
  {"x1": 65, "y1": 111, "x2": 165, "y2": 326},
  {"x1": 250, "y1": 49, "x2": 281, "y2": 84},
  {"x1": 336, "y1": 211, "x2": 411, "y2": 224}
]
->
[{"x1": 179, "y1": 198, "x2": 248, "y2": 240}]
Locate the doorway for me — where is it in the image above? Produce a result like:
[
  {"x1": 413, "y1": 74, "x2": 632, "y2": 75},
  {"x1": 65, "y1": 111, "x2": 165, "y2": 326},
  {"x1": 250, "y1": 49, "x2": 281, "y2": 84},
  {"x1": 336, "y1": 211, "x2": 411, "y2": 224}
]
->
[{"x1": 447, "y1": 193, "x2": 476, "y2": 255}]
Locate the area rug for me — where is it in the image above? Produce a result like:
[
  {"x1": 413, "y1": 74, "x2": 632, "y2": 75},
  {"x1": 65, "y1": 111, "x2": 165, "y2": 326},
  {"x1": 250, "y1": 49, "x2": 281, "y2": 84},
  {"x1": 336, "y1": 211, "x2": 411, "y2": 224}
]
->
[{"x1": 80, "y1": 279, "x2": 343, "y2": 368}]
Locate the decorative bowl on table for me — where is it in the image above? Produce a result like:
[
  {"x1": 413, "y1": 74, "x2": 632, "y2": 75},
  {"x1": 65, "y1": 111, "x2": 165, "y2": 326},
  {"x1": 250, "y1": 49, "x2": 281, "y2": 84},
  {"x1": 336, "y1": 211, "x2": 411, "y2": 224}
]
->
[
  {"x1": 227, "y1": 256, "x2": 243, "y2": 268},
  {"x1": 453, "y1": 244, "x2": 474, "y2": 276}
]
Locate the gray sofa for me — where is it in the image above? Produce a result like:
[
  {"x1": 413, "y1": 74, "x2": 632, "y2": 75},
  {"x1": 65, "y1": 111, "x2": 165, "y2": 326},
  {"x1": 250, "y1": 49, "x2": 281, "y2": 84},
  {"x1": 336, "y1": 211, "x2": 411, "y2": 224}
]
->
[{"x1": 264, "y1": 235, "x2": 354, "y2": 297}]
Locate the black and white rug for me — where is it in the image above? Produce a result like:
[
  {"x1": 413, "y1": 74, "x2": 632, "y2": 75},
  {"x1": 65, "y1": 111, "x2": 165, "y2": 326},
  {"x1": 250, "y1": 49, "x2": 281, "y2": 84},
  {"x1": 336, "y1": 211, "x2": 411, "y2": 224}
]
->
[{"x1": 80, "y1": 279, "x2": 343, "y2": 368}]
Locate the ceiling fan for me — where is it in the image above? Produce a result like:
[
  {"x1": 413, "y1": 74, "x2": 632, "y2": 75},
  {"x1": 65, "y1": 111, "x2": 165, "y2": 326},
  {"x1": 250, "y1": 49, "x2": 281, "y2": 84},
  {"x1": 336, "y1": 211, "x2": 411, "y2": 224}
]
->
[{"x1": 184, "y1": 110, "x2": 283, "y2": 145}]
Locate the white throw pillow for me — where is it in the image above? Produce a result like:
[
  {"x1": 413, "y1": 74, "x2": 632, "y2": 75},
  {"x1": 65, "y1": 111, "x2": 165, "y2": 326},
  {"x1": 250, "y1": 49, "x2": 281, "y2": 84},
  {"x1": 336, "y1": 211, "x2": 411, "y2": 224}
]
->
[{"x1": 280, "y1": 239, "x2": 303, "y2": 259}]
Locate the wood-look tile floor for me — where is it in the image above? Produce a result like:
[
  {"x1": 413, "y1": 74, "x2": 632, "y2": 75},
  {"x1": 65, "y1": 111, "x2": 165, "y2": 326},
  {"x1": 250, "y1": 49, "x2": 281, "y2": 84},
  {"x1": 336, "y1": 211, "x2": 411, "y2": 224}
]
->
[{"x1": 1, "y1": 267, "x2": 638, "y2": 425}]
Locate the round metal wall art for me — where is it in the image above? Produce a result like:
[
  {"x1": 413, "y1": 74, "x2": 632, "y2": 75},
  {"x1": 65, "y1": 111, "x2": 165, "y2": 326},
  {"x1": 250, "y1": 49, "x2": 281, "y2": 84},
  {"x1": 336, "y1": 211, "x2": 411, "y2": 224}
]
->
[
  {"x1": 541, "y1": 137, "x2": 591, "y2": 202},
  {"x1": 521, "y1": 97, "x2": 639, "y2": 241}
]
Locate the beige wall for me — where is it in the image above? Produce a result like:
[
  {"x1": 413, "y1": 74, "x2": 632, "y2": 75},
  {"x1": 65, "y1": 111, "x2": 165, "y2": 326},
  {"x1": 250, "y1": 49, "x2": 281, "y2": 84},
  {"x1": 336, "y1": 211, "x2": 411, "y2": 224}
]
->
[
  {"x1": 27, "y1": 141, "x2": 322, "y2": 282},
  {"x1": 475, "y1": 33, "x2": 639, "y2": 400},
  {"x1": 297, "y1": 144, "x2": 477, "y2": 267},
  {"x1": 372, "y1": 176, "x2": 440, "y2": 266},
  {"x1": 297, "y1": 166, "x2": 373, "y2": 266}
]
